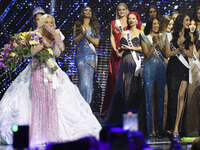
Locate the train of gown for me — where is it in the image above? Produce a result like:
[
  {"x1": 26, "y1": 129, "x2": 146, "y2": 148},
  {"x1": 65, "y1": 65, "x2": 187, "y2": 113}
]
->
[{"x1": 0, "y1": 64, "x2": 101, "y2": 145}]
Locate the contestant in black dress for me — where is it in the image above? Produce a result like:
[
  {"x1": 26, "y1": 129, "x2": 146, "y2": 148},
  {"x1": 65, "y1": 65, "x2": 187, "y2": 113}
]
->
[
  {"x1": 165, "y1": 14, "x2": 193, "y2": 137},
  {"x1": 105, "y1": 12, "x2": 143, "y2": 124}
]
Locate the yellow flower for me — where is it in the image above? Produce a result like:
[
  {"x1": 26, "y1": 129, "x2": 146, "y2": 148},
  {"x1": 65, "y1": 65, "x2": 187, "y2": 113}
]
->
[
  {"x1": 47, "y1": 48, "x2": 53, "y2": 56},
  {"x1": 10, "y1": 52, "x2": 16, "y2": 57},
  {"x1": 19, "y1": 36, "x2": 25, "y2": 40},
  {"x1": 21, "y1": 32, "x2": 27, "y2": 37},
  {"x1": 29, "y1": 40, "x2": 39, "y2": 45}
]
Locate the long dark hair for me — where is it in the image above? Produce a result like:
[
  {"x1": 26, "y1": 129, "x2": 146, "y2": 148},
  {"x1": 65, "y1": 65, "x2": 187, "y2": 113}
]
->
[
  {"x1": 74, "y1": 6, "x2": 100, "y2": 38},
  {"x1": 172, "y1": 14, "x2": 193, "y2": 50},
  {"x1": 144, "y1": 17, "x2": 157, "y2": 35}
]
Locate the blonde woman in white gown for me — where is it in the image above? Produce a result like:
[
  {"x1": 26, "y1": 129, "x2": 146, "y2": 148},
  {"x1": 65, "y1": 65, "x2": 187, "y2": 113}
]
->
[{"x1": 0, "y1": 14, "x2": 101, "y2": 147}]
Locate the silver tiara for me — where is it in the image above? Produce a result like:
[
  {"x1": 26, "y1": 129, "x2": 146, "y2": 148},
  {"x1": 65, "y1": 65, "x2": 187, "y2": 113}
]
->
[{"x1": 33, "y1": 7, "x2": 45, "y2": 16}]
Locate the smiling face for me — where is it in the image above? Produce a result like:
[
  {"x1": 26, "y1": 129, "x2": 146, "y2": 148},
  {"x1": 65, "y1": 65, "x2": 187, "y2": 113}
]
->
[
  {"x1": 128, "y1": 14, "x2": 138, "y2": 27},
  {"x1": 149, "y1": 8, "x2": 157, "y2": 18},
  {"x1": 182, "y1": 15, "x2": 190, "y2": 29},
  {"x1": 44, "y1": 17, "x2": 55, "y2": 28},
  {"x1": 83, "y1": 7, "x2": 92, "y2": 18},
  {"x1": 189, "y1": 20, "x2": 196, "y2": 33},
  {"x1": 166, "y1": 20, "x2": 174, "y2": 32},
  {"x1": 152, "y1": 19, "x2": 159, "y2": 33},
  {"x1": 117, "y1": 5, "x2": 127, "y2": 18}
]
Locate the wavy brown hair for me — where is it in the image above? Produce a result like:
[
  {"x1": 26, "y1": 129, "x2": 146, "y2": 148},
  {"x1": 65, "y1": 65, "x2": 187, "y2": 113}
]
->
[
  {"x1": 159, "y1": 15, "x2": 172, "y2": 33},
  {"x1": 74, "y1": 6, "x2": 100, "y2": 38}
]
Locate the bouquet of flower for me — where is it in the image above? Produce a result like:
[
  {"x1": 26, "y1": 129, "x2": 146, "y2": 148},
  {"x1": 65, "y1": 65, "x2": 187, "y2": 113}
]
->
[{"x1": 0, "y1": 31, "x2": 58, "y2": 73}]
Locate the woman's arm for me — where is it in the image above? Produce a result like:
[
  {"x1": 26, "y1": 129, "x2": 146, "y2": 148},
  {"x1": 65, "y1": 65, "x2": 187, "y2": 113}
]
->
[
  {"x1": 181, "y1": 44, "x2": 193, "y2": 58},
  {"x1": 121, "y1": 44, "x2": 142, "y2": 51},
  {"x1": 165, "y1": 40, "x2": 180, "y2": 58},
  {"x1": 73, "y1": 25, "x2": 84, "y2": 44},
  {"x1": 85, "y1": 33, "x2": 99, "y2": 46},
  {"x1": 141, "y1": 38, "x2": 156, "y2": 59}
]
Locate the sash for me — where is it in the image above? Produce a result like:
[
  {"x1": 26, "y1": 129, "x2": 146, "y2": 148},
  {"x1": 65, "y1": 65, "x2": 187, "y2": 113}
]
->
[
  {"x1": 126, "y1": 30, "x2": 142, "y2": 77},
  {"x1": 116, "y1": 19, "x2": 124, "y2": 33},
  {"x1": 170, "y1": 42, "x2": 193, "y2": 83},
  {"x1": 85, "y1": 38, "x2": 98, "y2": 66},
  {"x1": 170, "y1": 42, "x2": 190, "y2": 68},
  {"x1": 147, "y1": 34, "x2": 166, "y2": 67},
  {"x1": 192, "y1": 54, "x2": 200, "y2": 70}
]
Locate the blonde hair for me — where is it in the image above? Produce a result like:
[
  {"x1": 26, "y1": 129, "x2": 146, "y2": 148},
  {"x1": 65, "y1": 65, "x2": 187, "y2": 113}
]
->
[
  {"x1": 115, "y1": 3, "x2": 129, "y2": 19},
  {"x1": 159, "y1": 15, "x2": 172, "y2": 33},
  {"x1": 36, "y1": 14, "x2": 56, "y2": 34}
]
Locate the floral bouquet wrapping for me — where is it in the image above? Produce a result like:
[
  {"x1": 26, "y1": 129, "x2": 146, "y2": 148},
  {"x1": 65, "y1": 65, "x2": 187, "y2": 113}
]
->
[{"x1": 0, "y1": 31, "x2": 58, "y2": 73}]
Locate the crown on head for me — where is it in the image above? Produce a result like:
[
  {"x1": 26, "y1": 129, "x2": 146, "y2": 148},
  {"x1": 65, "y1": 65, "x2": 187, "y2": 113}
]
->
[{"x1": 33, "y1": 7, "x2": 45, "y2": 16}]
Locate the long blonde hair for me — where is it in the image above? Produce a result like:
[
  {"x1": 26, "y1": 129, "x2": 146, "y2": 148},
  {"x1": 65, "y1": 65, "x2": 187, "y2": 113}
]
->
[
  {"x1": 36, "y1": 14, "x2": 56, "y2": 34},
  {"x1": 115, "y1": 3, "x2": 129, "y2": 19}
]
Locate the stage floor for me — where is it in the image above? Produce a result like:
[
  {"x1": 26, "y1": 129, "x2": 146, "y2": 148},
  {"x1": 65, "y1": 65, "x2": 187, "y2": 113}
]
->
[{"x1": 0, "y1": 137, "x2": 193, "y2": 150}]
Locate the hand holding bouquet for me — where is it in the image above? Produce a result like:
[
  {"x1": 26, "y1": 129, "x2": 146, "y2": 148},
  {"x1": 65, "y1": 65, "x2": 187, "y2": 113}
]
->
[{"x1": 0, "y1": 31, "x2": 58, "y2": 73}]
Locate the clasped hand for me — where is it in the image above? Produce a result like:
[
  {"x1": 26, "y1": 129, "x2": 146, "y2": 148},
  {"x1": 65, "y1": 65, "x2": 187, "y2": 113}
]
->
[
  {"x1": 44, "y1": 25, "x2": 56, "y2": 36},
  {"x1": 33, "y1": 43, "x2": 42, "y2": 55},
  {"x1": 179, "y1": 44, "x2": 185, "y2": 53},
  {"x1": 153, "y1": 35, "x2": 162, "y2": 46},
  {"x1": 81, "y1": 26, "x2": 88, "y2": 37},
  {"x1": 120, "y1": 44, "x2": 131, "y2": 50}
]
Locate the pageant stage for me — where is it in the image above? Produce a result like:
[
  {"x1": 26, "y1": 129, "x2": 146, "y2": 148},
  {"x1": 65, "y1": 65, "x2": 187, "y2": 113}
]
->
[{"x1": 0, "y1": 137, "x2": 195, "y2": 150}]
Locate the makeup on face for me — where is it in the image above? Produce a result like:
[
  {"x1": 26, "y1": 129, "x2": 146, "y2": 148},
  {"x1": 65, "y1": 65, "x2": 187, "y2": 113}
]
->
[
  {"x1": 166, "y1": 20, "x2": 174, "y2": 32},
  {"x1": 118, "y1": 6, "x2": 127, "y2": 17},
  {"x1": 189, "y1": 20, "x2": 196, "y2": 33},
  {"x1": 152, "y1": 19, "x2": 159, "y2": 33},
  {"x1": 84, "y1": 7, "x2": 92, "y2": 18},
  {"x1": 44, "y1": 17, "x2": 54, "y2": 28},
  {"x1": 128, "y1": 14, "x2": 137, "y2": 27},
  {"x1": 183, "y1": 16, "x2": 190, "y2": 29},
  {"x1": 149, "y1": 8, "x2": 157, "y2": 18}
]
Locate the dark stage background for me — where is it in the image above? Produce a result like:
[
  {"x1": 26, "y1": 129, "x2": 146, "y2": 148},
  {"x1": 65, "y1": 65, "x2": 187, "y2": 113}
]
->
[{"x1": 0, "y1": 0, "x2": 199, "y2": 113}]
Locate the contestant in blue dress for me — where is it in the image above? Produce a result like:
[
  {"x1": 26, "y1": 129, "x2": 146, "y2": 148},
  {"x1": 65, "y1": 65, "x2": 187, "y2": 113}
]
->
[
  {"x1": 140, "y1": 17, "x2": 169, "y2": 136},
  {"x1": 73, "y1": 6, "x2": 100, "y2": 104}
]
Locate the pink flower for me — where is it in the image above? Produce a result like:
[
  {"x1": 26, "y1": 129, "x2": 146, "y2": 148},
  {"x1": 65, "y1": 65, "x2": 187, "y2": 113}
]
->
[
  {"x1": 0, "y1": 62, "x2": 6, "y2": 68},
  {"x1": 13, "y1": 42, "x2": 19, "y2": 47},
  {"x1": 19, "y1": 39, "x2": 26, "y2": 46}
]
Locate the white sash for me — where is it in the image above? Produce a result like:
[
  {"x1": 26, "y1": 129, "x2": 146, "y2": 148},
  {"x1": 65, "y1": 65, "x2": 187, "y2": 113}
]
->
[
  {"x1": 170, "y1": 42, "x2": 193, "y2": 83},
  {"x1": 116, "y1": 19, "x2": 124, "y2": 33},
  {"x1": 147, "y1": 34, "x2": 166, "y2": 67},
  {"x1": 170, "y1": 42, "x2": 190, "y2": 68},
  {"x1": 126, "y1": 30, "x2": 142, "y2": 77},
  {"x1": 85, "y1": 39, "x2": 98, "y2": 66},
  {"x1": 192, "y1": 54, "x2": 200, "y2": 70}
]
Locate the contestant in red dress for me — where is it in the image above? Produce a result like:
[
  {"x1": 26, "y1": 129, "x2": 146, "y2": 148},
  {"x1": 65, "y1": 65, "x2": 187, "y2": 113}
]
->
[{"x1": 101, "y1": 3, "x2": 129, "y2": 114}]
